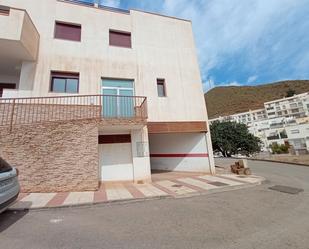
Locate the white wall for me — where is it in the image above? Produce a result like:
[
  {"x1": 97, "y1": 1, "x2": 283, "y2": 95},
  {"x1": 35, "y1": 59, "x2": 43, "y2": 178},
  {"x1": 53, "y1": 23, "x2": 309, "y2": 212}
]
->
[
  {"x1": 131, "y1": 126, "x2": 152, "y2": 183},
  {"x1": 149, "y1": 133, "x2": 212, "y2": 173},
  {"x1": 99, "y1": 143, "x2": 133, "y2": 182},
  {"x1": 1, "y1": 0, "x2": 207, "y2": 123},
  {"x1": 98, "y1": 126, "x2": 151, "y2": 182},
  {"x1": 0, "y1": 74, "x2": 19, "y2": 85}
]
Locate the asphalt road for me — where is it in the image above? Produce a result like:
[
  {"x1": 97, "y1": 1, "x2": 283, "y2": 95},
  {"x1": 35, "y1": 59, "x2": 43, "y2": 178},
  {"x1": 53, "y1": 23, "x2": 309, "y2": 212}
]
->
[{"x1": 1, "y1": 159, "x2": 309, "y2": 249}]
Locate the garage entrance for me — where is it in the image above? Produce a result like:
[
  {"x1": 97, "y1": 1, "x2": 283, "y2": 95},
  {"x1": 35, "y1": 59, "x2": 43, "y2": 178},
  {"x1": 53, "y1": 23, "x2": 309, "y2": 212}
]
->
[{"x1": 98, "y1": 134, "x2": 134, "y2": 182}]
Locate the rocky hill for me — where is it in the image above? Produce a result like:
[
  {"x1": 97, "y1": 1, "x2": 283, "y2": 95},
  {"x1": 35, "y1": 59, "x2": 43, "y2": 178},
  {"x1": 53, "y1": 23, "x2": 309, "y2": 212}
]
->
[{"x1": 205, "y1": 80, "x2": 309, "y2": 119}]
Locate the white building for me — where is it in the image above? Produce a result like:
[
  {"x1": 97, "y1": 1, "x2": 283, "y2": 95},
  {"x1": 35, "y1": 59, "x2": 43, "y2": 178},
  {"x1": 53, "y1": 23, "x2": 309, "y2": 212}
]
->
[
  {"x1": 210, "y1": 109, "x2": 267, "y2": 127},
  {"x1": 0, "y1": 0, "x2": 214, "y2": 192},
  {"x1": 209, "y1": 92, "x2": 309, "y2": 154},
  {"x1": 264, "y1": 92, "x2": 309, "y2": 119}
]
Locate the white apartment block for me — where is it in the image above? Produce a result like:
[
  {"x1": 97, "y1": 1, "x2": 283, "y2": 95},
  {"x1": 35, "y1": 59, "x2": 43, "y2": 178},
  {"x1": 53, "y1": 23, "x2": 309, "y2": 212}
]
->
[
  {"x1": 210, "y1": 92, "x2": 309, "y2": 154},
  {"x1": 264, "y1": 92, "x2": 309, "y2": 119},
  {"x1": 0, "y1": 0, "x2": 215, "y2": 192}
]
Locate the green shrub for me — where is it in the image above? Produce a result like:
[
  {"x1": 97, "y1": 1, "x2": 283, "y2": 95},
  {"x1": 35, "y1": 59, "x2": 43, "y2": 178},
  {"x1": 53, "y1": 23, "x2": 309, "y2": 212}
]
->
[{"x1": 270, "y1": 143, "x2": 289, "y2": 154}]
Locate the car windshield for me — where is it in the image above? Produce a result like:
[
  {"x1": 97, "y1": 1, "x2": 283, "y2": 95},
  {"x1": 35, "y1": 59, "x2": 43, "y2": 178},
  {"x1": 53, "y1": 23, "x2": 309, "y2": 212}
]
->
[{"x1": 0, "y1": 157, "x2": 12, "y2": 174}]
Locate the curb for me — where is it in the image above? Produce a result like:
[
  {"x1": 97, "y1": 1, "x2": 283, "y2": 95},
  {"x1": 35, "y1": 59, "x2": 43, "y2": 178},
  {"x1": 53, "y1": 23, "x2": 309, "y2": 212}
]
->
[
  {"x1": 221, "y1": 157, "x2": 309, "y2": 167},
  {"x1": 8, "y1": 181, "x2": 264, "y2": 212},
  {"x1": 247, "y1": 158, "x2": 309, "y2": 167},
  {"x1": 9, "y1": 195, "x2": 173, "y2": 212}
]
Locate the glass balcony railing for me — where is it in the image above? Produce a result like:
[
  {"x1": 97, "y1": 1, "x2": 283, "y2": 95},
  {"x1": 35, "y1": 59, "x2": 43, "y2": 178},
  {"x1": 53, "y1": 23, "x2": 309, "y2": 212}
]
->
[{"x1": 62, "y1": 0, "x2": 129, "y2": 13}]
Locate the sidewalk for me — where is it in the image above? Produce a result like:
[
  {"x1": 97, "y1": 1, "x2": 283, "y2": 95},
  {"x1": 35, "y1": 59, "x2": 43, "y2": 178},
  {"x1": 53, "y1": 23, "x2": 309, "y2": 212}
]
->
[{"x1": 10, "y1": 173, "x2": 264, "y2": 210}]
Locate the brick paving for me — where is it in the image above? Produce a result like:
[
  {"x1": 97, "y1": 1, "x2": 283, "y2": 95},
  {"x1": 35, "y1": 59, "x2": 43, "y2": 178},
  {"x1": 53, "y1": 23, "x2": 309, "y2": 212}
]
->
[{"x1": 10, "y1": 173, "x2": 264, "y2": 210}]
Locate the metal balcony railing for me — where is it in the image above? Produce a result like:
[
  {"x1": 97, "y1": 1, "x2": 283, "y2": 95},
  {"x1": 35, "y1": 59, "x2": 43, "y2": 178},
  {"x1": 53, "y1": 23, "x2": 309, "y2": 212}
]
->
[{"x1": 0, "y1": 94, "x2": 147, "y2": 129}]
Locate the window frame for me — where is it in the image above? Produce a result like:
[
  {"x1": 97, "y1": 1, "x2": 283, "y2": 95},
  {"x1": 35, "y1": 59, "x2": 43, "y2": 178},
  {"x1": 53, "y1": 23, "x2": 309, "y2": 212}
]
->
[
  {"x1": 109, "y1": 29, "x2": 132, "y2": 48},
  {"x1": 50, "y1": 71, "x2": 80, "y2": 93},
  {"x1": 157, "y1": 78, "x2": 167, "y2": 97},
  {"x1": 54, "y1": 21, "x2": 82, "y2": 42}
]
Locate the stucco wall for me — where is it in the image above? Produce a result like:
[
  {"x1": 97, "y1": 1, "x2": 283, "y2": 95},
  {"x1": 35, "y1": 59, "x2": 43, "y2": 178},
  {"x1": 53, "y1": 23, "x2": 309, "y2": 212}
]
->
[
  {"x1": 1, "y1": 0, "x2": 207, "y2": 123},
  {"x1": 0, "y1": 120, "x2": 99, "y2": 192}
]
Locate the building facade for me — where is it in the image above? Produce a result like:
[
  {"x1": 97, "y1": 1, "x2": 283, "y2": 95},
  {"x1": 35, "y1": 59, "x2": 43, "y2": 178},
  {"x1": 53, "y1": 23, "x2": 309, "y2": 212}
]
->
[
  {"x1": 0, "y1": 1, "x2": 215, "y2": 192},
  {"x1": 209, "y1": 92, "x2": 309, "y2": 154},
  {"x1": 264, "y1": 92, "x2": 309, "y2": 119}
]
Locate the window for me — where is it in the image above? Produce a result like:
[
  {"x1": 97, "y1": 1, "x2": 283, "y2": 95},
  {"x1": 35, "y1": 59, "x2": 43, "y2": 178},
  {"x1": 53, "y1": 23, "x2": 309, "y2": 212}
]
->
[
  {"x1": 157, "y1": 79, "x2": 166, "y2": 97},
  {"x1": 0, "y1": 83, "x2": 16, "y2": 97},
  {"x1": 54, "y1": 22, "x2": 81, "y2": 41},
  {"x1": 290, "y1": 103, "x2": 297, "y2": 108},
  {"x1": 0, "y1": 6, "x2": 10, "y2": 16},
  {"x1": 290, "y1": 129, "x2": 300, "y2": 134},
  {"x1": 50, "y1": 72, "x2": 79, "y2": 93},
  {"x1": 109, "y1": 30, "x2": 131, "y2": 48}
]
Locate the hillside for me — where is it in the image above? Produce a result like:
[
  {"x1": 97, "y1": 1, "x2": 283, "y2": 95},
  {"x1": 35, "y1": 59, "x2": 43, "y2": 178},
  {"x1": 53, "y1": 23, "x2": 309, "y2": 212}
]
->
[{"x1": 205, "y1": 80, "x2": 309, "y2": 119}]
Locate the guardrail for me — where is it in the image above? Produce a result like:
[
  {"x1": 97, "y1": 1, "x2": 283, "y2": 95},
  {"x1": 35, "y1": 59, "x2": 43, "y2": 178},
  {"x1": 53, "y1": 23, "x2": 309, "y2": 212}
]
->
[{"x1": 0, "y1": 94, "x2": 147, "y2": 130}]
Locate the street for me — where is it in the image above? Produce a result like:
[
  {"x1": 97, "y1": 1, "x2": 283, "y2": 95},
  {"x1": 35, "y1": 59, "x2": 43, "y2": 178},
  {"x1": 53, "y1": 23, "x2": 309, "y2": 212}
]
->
[{"x1": 1, "y1": 159, "x2": 309, "y2": 249}]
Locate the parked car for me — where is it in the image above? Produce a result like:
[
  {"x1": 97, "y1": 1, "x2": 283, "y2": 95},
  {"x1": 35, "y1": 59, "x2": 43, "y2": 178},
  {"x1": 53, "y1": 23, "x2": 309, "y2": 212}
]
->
[{"x1": 0, "y1": 157, "x2": 20, "y2": 213}]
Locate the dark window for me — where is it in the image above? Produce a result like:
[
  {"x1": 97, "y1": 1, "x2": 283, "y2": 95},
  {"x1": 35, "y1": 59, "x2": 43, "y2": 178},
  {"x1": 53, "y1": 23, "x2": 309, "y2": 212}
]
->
[
  {"x1": 50, "y1": 72, "x2": 79, "y2": 93},
  {"x1": 98, "y1": 134, "x2": 131, "y2": 144},
  {"x1": 54, "y1": 22, "x2": 81, "y2": 42},
  {"x1": 0, "y1": 83, "x2": 16, "y2": 97},
  {"x1": 157, "y1": 79, "x2": 166, "y2": 97},
  {"x1": 109, "y1": 30, "x2": 131, "y2": 48},
  {"x1": 0, "y1": 6, "x2": 10, "y2": 16}
]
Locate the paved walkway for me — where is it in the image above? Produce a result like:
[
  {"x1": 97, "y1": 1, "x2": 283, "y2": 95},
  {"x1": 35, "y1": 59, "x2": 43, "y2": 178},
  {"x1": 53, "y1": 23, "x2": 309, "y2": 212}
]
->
[{"x1": 10, "y1": 173, "x2": 264, "y2": 210}]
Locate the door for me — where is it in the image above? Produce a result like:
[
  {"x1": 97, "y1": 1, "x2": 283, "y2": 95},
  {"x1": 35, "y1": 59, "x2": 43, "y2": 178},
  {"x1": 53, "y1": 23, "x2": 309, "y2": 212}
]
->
[
  {"x1": 119, "y1": 89, "x2": 134, "y2": 117},
  {"x1": 103, "y1": 88, "x2": 117, "y2": 117},
  {"x1": 99, "y1": 134, "x2": 134, "y2": 182},
  {"x1": 102, "y1": 79, "x2": 134, "y2": 118}
]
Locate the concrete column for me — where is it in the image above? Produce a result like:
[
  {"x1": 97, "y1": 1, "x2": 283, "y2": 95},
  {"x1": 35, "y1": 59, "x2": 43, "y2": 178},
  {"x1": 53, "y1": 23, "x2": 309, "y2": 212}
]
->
[
  {"x1": 204, "y1": 130, "x2": 216, "y2": 175},
  {"x1": 19, "y1": 61, "x2": 36, "y2": 91},
  {"x1": 131, "y1": 125, "x2": 151, "y2": 183}
]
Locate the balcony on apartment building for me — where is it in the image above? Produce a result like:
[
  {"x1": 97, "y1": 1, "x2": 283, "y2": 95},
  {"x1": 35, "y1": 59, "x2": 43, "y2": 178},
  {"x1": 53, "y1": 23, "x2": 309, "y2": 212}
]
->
[
  {"x1": 0, "y1": 94, "x2": 148, "y2": 130},
  {"x1": 0, "y1": 5, "x2": 39, "y2": 97}
]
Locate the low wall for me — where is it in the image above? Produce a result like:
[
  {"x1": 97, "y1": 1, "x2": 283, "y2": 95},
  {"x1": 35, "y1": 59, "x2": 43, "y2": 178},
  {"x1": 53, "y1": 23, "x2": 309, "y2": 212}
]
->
[
  {"x1": 0, "y1": 120, "x2": 99, "y2": 192},
  {"x1": 252, "y1": 154, "x2": 309, "y2": 166},
  {"x1": 0, "y1": 103, "x2": 101, "y2": 127}
]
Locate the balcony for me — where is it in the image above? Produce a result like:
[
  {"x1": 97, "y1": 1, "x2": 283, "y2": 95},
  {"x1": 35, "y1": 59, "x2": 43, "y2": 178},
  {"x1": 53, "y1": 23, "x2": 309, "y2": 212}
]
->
[
  {"x1": 0, "y1": 6, "x2": 39, "y2": 61},
  {"x1": 0, "y1": 95, "x2": 147, "y2": 130}
]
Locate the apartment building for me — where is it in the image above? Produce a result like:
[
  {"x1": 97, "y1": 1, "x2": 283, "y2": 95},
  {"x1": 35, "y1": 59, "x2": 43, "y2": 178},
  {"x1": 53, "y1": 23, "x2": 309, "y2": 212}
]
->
[
  {"x1": 213, "y1": 109, "x2": 267, "y2": 127},
  {"x1": 0, "y1": 0, "x2": 215, "y2": 192},
  {"x1": 209, "y1": 92, "x2": 309, "y2": 154},
  {"x1": 264, "y1": 92, "x2": 309, "y2": 119}
]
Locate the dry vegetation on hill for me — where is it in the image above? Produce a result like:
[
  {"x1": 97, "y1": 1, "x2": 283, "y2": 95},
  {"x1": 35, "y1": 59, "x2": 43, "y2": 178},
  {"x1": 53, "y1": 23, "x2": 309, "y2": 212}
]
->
[{"x1": 205, "y1": 80, "x2": 309, "y2": 119}]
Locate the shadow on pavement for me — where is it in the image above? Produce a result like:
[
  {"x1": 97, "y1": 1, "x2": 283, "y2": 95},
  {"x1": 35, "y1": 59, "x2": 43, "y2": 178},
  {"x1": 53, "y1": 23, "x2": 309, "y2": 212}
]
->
[{"x1": 0, "y1": 207, "x2": 30, "y2": 233}]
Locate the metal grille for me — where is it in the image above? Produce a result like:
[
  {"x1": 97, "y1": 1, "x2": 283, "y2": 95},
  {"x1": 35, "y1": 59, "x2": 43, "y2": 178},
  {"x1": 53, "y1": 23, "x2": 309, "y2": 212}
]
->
[{"x1": 0, "y1": 94, "x2": 147, "y2": 130}]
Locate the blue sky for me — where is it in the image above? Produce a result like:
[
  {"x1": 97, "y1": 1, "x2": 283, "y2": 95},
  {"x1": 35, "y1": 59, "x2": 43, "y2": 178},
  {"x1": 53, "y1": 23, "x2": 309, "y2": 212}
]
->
[{"x1": 93, "y1": 0, "x2": 309, "y2": 92}]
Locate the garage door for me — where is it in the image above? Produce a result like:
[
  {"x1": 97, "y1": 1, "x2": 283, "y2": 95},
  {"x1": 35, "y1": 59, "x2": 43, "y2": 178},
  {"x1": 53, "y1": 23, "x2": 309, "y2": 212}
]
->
[{"x1": 99, "y1": 135, "x2": 133, "y2": 182}]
